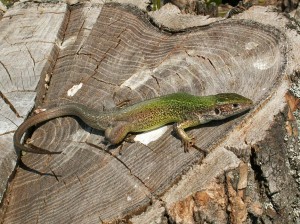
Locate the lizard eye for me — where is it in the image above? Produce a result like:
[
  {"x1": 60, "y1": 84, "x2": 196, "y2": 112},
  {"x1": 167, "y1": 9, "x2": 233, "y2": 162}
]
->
[
  {"x1": 232, "y1": 103, "x2": 239, "y2": 109},
  {"x1": 214, "y1": 108, "x2": 221, "y2": 115}
]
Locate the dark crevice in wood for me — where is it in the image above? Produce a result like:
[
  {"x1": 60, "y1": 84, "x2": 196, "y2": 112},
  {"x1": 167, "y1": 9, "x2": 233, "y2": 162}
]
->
[
  {"x1": 207, "y1": 58, "x2": 217, "y2": 71},
  {"x1": 24, "y1": 44, "x2": 36, "y2": 75},
  {"x1": 151, "y1": 75, "x2": 161, "y2": 89},
  {"x1": 101, "y1": 200, "x2": 152, "y2": 223},
  {"x1": 36, "y1": 6, "x2": 71, "y2": 105},
  {"x1": 248, "y1": 212, "x2": 260, "y2": 223},
  {"x1": 187, "y1": 52, "x2": 218, "y2": 72},
  {"x1": 250, "y1": 146, "x2": 281, "y2": 215},
  {"x1": 91, "y1": 76, "x2": 118, "y2": 87},
  {"x1": 284, "y1": 13, "x2": 300, "y2": 35},
  {"x1": 116, "y1": 26, "x2": 128, "y2": 41},
  {"x1": 164, "y1": 206, "x2": 176, "y2": 224},
  {"x1": 191, "y1": 194, "x2": 206, "y2": 223},
  {"x1": 249, "y1": 147, "x2": 266, "y2": 191},
  {"x1": 75, "y1": 44, "x2": 84, "y2": 55},
  {"x1": 149, "y1": 198, "x2": 171, "y2": 224},
  {"x1": 174, "y1": 72, "x2": 183, "y2": 81},
  {"x1": 0, "y1": 90, "x2": 20, "y2": 118},
  {"x1": 114, "y1": 37, "x2": 122, "y2": 49},
  {"x1": 60, "y1": 4, "x2": 72, "y2": 44},
  {"x1": 49, "y1": 168, "x2": 60, "y2": 182},
  {"x1": 76, "y1": 14, "x2": 88, "y2": 42}
]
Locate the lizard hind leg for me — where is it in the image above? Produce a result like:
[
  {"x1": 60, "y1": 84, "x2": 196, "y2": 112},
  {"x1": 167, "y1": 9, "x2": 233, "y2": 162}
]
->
[{"x1": 105, "y1": 121, "x2": 131, "y2": 145}]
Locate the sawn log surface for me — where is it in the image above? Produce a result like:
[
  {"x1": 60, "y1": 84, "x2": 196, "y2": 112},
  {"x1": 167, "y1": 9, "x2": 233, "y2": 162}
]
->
[{"x1": 0, "y1": 2, "x2": 289, "y2": 223}]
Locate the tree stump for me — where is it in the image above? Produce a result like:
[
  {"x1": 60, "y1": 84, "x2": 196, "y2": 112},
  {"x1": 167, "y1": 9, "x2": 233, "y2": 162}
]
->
[{"x1": 0, "y1": 1, "x2": 299, "y2": 223}]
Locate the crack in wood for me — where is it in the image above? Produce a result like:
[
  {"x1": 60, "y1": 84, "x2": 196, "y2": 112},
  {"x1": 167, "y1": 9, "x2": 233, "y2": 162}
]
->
[
  {"x1": 3, "y1": 116, "x2": 19, "y2": 130},
  {"x1": 86, "y1": 43, "x2": 116, "y2": 82},
  {"x1": 174, "y1": 72, "x2": 184, "y2": 82},
  {"x1": 49, "y1": 168, "x2": 60, "y2": 182},
  {"x1": 0, "y1": 59, "x2": 12, "y2": 82},
  {"x1": 57, "y1": 53, "x2": 81, "y2": 60},
  {"x1": 151, "y1": 75, "x2": 160, "y2": 88},
  {"x1": 77, "y1": 16, "x2": 87, "y2": 40},
  {"x1": 1, "y1": 2, "x2": 291, "y2": 222},
  {"x1": 249, "y1": 146, "x2": 281, "y2": 214},
  {"x1": 0, "y1": 90, "x2": 20, "y2": 118},
  {"x1": 186, "y1": 51, "x2": 218, "y2": 72},
  {"x1": 85, "y1": 141, "x2": 152, "y2": 195},
  {"x1": 18, "y1": 159, "x2": 57, "y2": 177},
  {"x1": 91, "y1": 76, "x2": 118, "y2": 87},
  {"x1": 116, "y1": 27, "x2": 128, "y2": 42},
  {"x1": 207, "y1": 58, "x2": 217, "y2": 71},
  {"x1": 25, "y1": 44, "x2": 36, "y2": 75},
  {"x1": 60, "y1": 5, "x2": 71, "y2": 44},
  {"x1": 37, "y1": 11, "x2": 72, "y2": 104}
]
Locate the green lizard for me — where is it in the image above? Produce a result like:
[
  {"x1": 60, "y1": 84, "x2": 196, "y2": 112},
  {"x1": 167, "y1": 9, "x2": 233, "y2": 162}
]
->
[{"x1": 14, "y1": 92, "x2": 253, "y2": 154}]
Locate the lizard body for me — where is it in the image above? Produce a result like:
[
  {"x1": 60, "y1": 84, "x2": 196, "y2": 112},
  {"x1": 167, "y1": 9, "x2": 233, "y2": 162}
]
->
[{"x1": 14, "y1": 92, "x2": 253, "y2": 154}]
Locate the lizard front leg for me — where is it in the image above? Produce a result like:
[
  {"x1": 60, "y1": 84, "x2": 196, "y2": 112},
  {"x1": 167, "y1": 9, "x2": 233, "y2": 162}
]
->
[
  {"x1": 173, "y1": 119, "x2": 201, "y2": 152},
  {"x1": 105, "y1": 121, "x2": 131, "y2": 145}
]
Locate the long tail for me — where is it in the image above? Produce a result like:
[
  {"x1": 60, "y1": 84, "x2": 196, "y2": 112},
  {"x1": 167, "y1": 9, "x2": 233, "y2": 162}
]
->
[{"x1": 13, "y1": 104, "x2": 102, "y2": 154}]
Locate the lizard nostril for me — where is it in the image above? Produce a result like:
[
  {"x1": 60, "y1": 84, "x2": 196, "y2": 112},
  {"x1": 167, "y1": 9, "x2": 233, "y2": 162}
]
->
[
  {"x1": 233, "y1": 104, "x2": 239, "y2": 108},
  {"x1": 214, "y1": 108, "x2": 220, "y2": 115}
]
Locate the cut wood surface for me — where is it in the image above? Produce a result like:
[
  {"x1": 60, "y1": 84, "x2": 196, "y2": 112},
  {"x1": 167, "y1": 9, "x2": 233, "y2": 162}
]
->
[
  {"x1": 0, "y1": 1, "x2": 67, "y2": 214},
  {"x1": 0, "y1": 1, "x2": 299, "y2": 223}
]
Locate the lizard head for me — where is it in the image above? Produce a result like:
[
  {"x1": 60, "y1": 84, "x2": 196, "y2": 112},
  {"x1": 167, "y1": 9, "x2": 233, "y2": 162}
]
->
[{"x1": 209, "y1": 93, "x2": 253, "y2": 120}]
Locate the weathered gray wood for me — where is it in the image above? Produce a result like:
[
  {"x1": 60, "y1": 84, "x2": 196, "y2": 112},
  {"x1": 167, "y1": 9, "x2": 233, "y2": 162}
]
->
[
  {"x1": 0, "y1": 133, "x2": 17, "y2": 203},
  {"x1": 1, "y1": 1, "x2": 298, "y2": 224},
  {"x1": 149, "y1": 3, "x2": 222, "y2": 29},
  {"x1": 0, "y1": 1, "x2": 67, "y2": 209},
  {"x1": 134, "y1": 5, "x2": 299, "y2": 224}
]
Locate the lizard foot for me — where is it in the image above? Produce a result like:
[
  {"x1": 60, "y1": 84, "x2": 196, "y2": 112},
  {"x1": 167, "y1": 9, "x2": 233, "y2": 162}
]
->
[
  {"x1": 182, "y1": 137, "x2": 196, "y2": 152},
  {"x1": 182, "y1": 138, "x2": 207, "y2": 156},
  {"x1": 124, "y1": 134, "x2": 136, "y2": 143}
]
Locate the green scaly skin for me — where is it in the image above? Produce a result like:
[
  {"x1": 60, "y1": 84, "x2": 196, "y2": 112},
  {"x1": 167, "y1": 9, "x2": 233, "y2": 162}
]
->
[{"x1": 14, "y1": 92, "x2": 253, "y2": 154}]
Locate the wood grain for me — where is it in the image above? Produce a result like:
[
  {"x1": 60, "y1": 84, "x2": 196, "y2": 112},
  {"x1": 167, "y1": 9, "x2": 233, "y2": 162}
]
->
[
  {"x1": 1, "y1": 2, "x2": 289, "y2": 223},
  {"x1": 0, "y1": 2, "x2": 67, "y2": 208}
]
